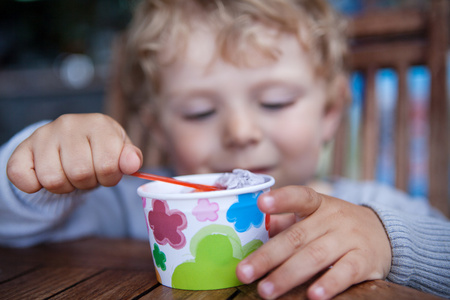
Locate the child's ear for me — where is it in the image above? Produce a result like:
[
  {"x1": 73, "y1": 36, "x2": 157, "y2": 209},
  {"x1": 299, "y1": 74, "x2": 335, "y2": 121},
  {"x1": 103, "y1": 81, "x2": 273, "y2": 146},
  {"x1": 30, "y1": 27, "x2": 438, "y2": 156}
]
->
[{"x1": 322, "y1": 74, "x2": 350, "y2": 143}]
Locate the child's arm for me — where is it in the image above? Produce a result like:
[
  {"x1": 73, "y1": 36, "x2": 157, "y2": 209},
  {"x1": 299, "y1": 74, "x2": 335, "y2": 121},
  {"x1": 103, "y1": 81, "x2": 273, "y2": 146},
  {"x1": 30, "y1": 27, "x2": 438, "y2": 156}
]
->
[
  {"x1": 6, "y1": 113, "x2": 142, "y2": 194},
  {"x1": 236, "y1": 185, "x2": 450, "y2": 300},
  {"x1": 0, "y1": 114, "x2": 143, "y2": 247}
]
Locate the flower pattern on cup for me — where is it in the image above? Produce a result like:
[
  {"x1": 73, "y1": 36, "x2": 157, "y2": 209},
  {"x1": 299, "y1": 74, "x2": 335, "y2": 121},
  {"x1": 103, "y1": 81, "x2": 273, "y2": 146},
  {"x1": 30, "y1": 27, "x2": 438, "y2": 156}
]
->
[
  {"x1": 142, "y1": 197, "x2": 150, "y2": 233},
  {"x1": 192, "y1": 198, "x2": 219, "y2": 222},
  {"x1": 153, "y1": 243, "x2": 167, "y2": 271},
  {"x1": 171, "y1": 224, "x2": 264, "y2": 290},
  {"x1": 148, "y1": 199, "x2": 187, "y2": 249},
  {"x1": 226, "y1": 191, "x2": 264, "y2": 232}
]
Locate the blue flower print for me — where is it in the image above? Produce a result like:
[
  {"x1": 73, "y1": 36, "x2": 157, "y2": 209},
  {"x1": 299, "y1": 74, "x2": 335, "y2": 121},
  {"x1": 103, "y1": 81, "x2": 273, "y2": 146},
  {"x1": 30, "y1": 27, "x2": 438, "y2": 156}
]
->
[{"x1": 226, "y1": 191, "x2": 263, "y2": 232}]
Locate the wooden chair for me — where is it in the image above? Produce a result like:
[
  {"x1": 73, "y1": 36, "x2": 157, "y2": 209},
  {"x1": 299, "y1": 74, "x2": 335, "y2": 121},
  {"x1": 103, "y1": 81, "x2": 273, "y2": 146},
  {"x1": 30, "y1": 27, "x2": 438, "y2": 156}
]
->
[
  {"x1": 105, "y1": 0, "x2": 449, "y2": 217},
  {"x1": 332, "y1": 0, "x2": 449, "y2": 216}
]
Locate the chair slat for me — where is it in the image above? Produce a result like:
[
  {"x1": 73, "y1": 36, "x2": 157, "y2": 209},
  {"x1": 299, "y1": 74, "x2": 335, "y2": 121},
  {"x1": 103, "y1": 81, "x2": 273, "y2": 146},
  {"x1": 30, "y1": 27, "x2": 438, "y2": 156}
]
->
[
  {"x1": 427, "y1": 0, "x2": 449, "y2": 216},
  {"x1": 361, "y1": 67, "x2": 378, "y2": 181},
  {"x1": 394, "y1": 63, "x2": 409, "y2": 193},
  {"x1": 350, "y1": 41, "x2": 426, "y2": 70},
  {"x1": 350, "y1": 9, "x2": 427, "y2": 39},
  {"x1": 332, "y1": 114, "x2": 348, "y2": 177}
]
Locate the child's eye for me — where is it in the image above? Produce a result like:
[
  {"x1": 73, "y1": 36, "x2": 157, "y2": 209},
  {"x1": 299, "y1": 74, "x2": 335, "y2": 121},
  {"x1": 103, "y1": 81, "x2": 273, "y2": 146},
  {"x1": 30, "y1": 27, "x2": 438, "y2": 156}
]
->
[
  {"x1": 183, "y1": 110, "x2": 215, "y2": 120},
  {"x1": 261, "y1": 101, "x2": 294, "y2": 110},
  {"x1": 257, "y1": 86, "x2": 300, "y2": 111}
]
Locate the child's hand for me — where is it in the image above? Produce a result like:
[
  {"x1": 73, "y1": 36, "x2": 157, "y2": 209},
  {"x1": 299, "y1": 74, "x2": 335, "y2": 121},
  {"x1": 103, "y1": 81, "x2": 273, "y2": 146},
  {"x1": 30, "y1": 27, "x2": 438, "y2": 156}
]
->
[
  {"x1": 7, "y1": 113, "x2": 143, "y2": 194},
  {"x1": 236, "y1": 186, "x2": 392, "y2": 300}
]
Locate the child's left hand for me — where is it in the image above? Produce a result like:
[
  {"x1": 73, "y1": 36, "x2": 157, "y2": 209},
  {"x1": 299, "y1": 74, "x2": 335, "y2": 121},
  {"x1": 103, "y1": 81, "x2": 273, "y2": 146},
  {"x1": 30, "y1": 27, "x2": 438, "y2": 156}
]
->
[{"x1": 236, "y1": 186, "x2": 392, "y2": 300}]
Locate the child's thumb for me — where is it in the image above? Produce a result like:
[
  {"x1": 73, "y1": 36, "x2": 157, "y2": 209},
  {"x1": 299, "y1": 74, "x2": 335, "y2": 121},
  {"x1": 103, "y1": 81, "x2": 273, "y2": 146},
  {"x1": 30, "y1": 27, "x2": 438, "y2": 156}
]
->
[{"x1": 119, "y1": 142, "x2": 143, "y2": 175}]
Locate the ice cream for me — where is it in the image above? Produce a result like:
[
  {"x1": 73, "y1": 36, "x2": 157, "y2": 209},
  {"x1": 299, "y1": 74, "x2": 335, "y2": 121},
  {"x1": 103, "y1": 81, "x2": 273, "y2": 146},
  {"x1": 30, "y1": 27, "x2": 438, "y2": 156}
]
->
[
  {"x1": 214, "y1": 169, "x2": 266, "y2": 190},
  {"x1": 138, "y1": 172, "x2": 275, "y2": 290}
]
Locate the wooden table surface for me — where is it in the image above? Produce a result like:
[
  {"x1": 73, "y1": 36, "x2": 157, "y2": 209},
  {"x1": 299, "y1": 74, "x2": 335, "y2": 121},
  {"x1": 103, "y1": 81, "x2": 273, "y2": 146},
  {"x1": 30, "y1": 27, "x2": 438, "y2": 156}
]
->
[{"x1": 0, "y1": 237, "x2": 444, "y2": 299}]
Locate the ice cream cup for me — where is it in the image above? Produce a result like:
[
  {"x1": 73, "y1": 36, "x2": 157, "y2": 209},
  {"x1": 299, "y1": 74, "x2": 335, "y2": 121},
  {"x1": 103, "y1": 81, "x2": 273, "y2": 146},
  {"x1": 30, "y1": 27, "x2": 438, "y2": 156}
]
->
[{"x1": 137, "y1": 173, "x2": 275, "y2": 290}]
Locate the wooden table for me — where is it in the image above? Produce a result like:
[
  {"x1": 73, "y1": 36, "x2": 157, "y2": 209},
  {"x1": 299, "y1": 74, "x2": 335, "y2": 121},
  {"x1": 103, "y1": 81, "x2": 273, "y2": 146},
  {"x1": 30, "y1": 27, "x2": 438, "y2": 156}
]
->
[{"x1": 0, "y1": 237, "x2": 444, "y2": 299}]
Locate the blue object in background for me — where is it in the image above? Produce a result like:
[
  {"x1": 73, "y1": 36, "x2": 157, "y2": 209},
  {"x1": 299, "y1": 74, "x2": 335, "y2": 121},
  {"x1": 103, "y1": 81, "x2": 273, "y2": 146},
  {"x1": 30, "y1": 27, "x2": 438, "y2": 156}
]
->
[
  {"x1": 328, "y1": 0, "x2": 364, "y2": 15},
  {"x1": 375, "y1": 68, "x2": 398, "y2": 187},
  {"x1": 347, "y1": 71, "x2": 364, "y2": 179},
  {"x1": 407, "y1": 66, "x2": 430, "y2": 199}
]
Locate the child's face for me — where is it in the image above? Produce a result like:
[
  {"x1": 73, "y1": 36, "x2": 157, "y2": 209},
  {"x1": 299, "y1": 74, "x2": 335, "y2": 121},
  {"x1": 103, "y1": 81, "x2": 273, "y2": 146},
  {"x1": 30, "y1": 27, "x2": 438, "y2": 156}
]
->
[{"x1": 153, "y1": 26, "x2": 342, "y2": 188}]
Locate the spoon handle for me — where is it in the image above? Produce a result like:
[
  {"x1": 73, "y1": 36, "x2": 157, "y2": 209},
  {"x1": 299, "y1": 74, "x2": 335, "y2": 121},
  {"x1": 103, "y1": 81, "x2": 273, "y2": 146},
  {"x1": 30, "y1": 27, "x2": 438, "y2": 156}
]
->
[{"x1": 131, "y1": 171, "x2": 221, "y2": 192}]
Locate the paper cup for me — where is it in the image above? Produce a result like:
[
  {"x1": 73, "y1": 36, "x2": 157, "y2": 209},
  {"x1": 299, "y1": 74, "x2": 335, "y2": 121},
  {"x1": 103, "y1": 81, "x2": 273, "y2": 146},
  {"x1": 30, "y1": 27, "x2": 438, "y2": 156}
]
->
[{"x1": 137, "y1": 173, "x2": 275, "y2": 290}]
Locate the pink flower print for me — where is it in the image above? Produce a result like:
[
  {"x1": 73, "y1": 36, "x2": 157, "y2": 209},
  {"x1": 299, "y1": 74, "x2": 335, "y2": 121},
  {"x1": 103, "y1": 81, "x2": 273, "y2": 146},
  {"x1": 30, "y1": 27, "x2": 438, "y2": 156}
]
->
[
  {"x1": 192, "y1": 198, "x2": 219, "y2": 222},
  {"x1": 142, "y1": 198, "x2": 150, "y2": 233},
  {"x1": 148, "y1": 199, "x2": 187, "y2": 249}
]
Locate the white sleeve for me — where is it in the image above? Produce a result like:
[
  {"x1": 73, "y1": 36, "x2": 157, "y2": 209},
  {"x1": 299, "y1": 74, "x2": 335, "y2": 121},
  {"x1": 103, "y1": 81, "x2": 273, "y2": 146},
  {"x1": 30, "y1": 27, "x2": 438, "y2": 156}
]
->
[
  {"x1": 0, "y1": 121, "x2": 86, "y2": 247},
  {"x1": 0, "y1": 121, "x2": 149, "y2": 248}
]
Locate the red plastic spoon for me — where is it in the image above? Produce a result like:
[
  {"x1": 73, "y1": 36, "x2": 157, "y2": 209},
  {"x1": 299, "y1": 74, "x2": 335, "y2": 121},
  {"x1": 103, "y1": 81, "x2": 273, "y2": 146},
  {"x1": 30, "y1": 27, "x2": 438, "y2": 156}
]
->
[{"x1": 130, "y1": 171, "x2": 222, "y2": 192}]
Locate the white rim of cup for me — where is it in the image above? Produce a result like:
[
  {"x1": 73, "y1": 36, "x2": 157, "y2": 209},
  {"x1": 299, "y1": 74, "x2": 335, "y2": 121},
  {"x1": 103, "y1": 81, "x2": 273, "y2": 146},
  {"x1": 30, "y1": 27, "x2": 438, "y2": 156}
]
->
[{"x1": 137, "y1": 173, "x2": 275, "y2": 200}]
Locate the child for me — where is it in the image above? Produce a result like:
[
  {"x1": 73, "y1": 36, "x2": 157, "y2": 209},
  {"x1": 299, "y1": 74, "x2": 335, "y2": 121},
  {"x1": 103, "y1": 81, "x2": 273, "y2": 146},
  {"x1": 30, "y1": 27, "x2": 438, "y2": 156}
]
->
[{"x1": 1, "y1": 0, "x2": 449, "y2": 299}]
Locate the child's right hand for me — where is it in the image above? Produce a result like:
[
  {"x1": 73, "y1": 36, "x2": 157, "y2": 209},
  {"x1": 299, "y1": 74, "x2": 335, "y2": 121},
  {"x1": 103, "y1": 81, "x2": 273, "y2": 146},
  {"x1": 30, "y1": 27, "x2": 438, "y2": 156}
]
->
[
  {"x1": 6, "y1": 113, "x2": 143, "y2": 194},
  {"x1": 236, "y1": 186, "x2": 392, "y2": 300}
]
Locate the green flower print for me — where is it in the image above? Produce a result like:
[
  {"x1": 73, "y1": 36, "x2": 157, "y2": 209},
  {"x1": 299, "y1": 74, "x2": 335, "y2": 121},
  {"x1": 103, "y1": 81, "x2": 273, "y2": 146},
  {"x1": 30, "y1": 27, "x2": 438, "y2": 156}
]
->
[
  {"x1": 153, "y1": 243, "x2": 166, "y2": 271},
  {"x1": 171, "y1": 225, "x2": 263, "y2": 290}
]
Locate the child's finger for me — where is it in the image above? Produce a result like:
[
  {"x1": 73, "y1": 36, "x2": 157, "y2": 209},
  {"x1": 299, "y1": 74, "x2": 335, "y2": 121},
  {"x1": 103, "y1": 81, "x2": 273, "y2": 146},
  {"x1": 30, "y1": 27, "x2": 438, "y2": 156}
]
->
[
  {"x1": 255, "y1": 234, "x2": 344, "y2": 300},
  {"x1": 33, "y1": 141, "x2": 75, "y2": 194},
  {"x1": 89, "y1": 131, "x2": 125, "y2": 187},
  {"x1": 59, "y1": 135, "x2": 97, "y2": 190},
  {"x1": 307, "y1": 251, "x2": 373, "y2": 300},
  {"x1": 258, "y1": 186, "x2": 323, "y2": 217},
  {"x1": 268, "y1": 213, "x2": 296, "y2": 237},
  {"x1": 119, "y1": 138, "x2": 143, "y2": 175},
  {"x1": 6, "y1": 141, "x2": 42, "y2": 193},
  {"x1": 237, "y1": 211, "x2": 329, "y2": 286}
]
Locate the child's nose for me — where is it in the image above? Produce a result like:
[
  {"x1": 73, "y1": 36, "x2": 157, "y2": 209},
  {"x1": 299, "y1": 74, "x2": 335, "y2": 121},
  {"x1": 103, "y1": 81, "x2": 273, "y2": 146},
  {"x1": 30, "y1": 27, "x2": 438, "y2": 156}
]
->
[{"x1": 222, "y1": 111, "x2": 262, "y2": 148}]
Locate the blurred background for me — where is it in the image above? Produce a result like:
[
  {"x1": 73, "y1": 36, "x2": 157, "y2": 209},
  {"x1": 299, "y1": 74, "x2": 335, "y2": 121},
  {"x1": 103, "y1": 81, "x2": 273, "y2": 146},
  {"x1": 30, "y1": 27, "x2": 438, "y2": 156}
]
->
[
  {"x1": 0, "y1": 0, "x2": 132, "y2": 144},
  {"x1": 0, "y1": 0, "x2": 440, "y2": 145},
  {"x1": 0, "y1": 0, "x2": 448, "y2": 208}
]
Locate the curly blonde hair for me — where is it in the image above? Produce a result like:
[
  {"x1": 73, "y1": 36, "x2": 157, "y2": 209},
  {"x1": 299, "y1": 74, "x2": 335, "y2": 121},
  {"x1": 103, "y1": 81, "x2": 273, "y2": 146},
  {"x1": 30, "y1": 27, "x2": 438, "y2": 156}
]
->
[{"x1": 117, "y1": 0, "x2": 348, "y2": 166}]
